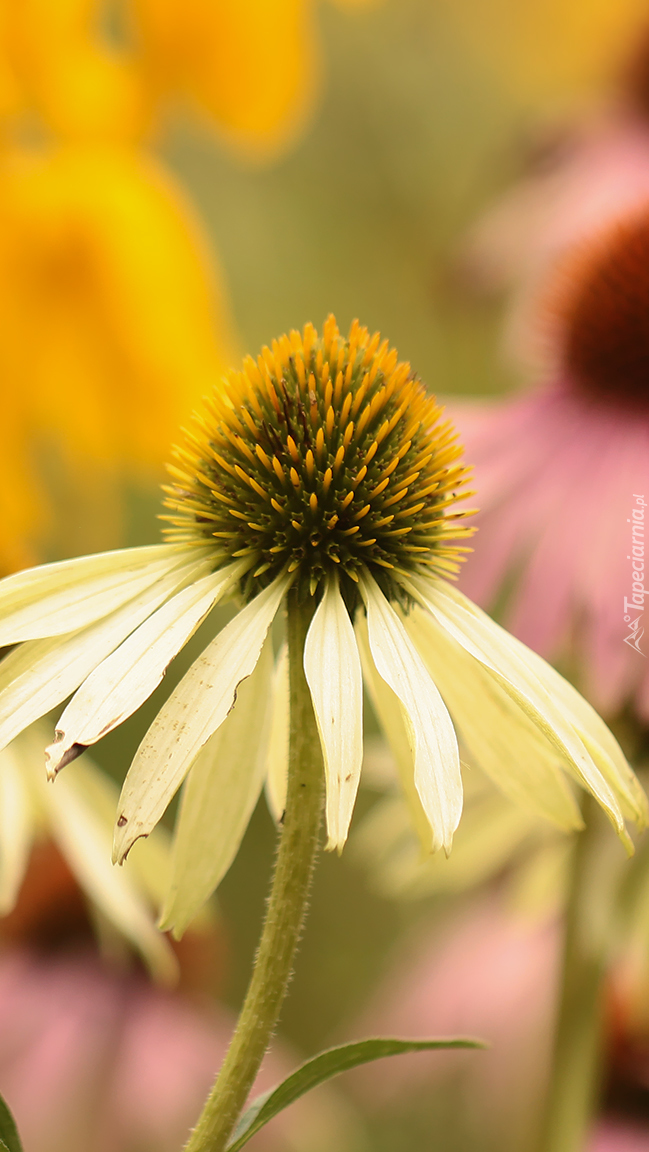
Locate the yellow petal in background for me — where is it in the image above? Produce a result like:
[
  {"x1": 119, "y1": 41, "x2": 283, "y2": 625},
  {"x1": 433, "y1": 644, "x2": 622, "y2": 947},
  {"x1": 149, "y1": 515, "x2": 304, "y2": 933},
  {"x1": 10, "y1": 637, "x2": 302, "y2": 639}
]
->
[
  {"x1": 0, "y1": 145, "x2": 233, "y2": 467},
  {"x1": 2, "y1": 0, "x2": 149, "y2": 142},
  {"x1": 353, "y1": 783, "x2": 547, "y2": 902},
  {"x1": 132, "y1": 0, "x2": 320, "y2": 160},
  {"x1": 329, "y1": 0, "x2": 379, "y2": 7}
]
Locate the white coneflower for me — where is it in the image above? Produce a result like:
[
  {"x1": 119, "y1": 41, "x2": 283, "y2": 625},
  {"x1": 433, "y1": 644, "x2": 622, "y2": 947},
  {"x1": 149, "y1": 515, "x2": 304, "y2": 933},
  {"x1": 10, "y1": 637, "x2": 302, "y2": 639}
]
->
[{"x1": 0, "y1": 316, "x2": 645, "y2": 934}]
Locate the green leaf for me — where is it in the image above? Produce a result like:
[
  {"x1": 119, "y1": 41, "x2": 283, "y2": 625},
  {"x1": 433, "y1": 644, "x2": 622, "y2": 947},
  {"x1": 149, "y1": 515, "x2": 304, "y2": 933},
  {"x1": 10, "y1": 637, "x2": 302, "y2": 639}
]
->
[
  {"x1": 0, "y1": 1094, "x2": 22, "y2": 1152},
  {"x1": 226, "y1": 1035, "x2": 485, "y2": 1150}
]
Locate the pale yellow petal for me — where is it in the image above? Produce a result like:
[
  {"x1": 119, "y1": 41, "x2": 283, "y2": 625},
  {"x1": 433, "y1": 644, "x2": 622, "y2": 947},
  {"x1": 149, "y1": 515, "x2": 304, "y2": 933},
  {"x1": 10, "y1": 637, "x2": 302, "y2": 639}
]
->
[
  {"x1": 160, "y1": 638, "x2": 274, "y2": 937},
  {"x1": 354, "y1": 786, "x2": 545, "y2": 900},
  {"x1": 406, "y1": 606, "x2": 583, "y2": 831},
  {"x1": 0, "y1": 563, "x2": 196, "y2": 758},
  {"x1": 28, "y1": 753, "x2": 178, "y2": 984},
  {"x1": 113, "y1": 572, "x2": 291, "y2": 863},
  {"x1": 304, "y1": 578, "x2": 363, "y2": 851},
  {"x1": 0, "y1": 743, "x2": 33, "y2": 914},
  {"x1": 359, "y1": 573, "x2": 462, "y2": 854},
  {"x1": 46, "y1": 562, "x2": 243, "y2": 774},
  {"x1": 355, "y1": 614, "x2": 432, "y2": 853},
  {"x1": 265, "y1": 644, "x2": 289, "y2": 825},
  {"x1": 0, "y1": 543, "x2": 193, "y2": 646},
  {"x1": 511, "y1": 630, "x2": 648, "y2": 827},
  {"x1": 41, "y1": 735, "x2": 174, "y2": 919},
  {"x1": 407, "y1": 574, "x2": 631, "y2": 845}
]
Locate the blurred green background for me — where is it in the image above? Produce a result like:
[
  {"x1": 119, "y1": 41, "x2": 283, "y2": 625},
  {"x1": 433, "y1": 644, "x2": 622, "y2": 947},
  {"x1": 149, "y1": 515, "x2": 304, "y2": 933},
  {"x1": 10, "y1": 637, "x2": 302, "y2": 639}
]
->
[{"x1": 165, "y1": 0, "x2": 516, "y2": 403}]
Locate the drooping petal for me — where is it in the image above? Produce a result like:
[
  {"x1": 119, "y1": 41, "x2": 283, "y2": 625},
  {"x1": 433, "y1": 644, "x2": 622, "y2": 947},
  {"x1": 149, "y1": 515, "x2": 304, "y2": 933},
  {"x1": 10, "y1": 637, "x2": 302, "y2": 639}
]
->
[
  {"x1": 265, "y1": 644, "x2": 289, "y2": 825},
  {"x1": 513, "y1": 629, "x2": 649, "y2": 828},
  {"x1": 359, "y1": 572, "x2": 462, "y2": 854},
  {"x1": 406, "y1": 606, "x2": 583, "y2": 831},
  {"x1": 46, "y1": 562, "x2": 244, "y2": 775},
  {"x1": 304, "y1": 578, "x2": 363, "y2": 851},
  {"x1": 33, "y1": 755, "x2": 178, "y2": 984},
  {"x1": 113, "y1": 571, "x2": 292, "y2": 863},
  {"x1": 0, "y1": 561, "x2": 207, "y2": 758},
  {"x1": 45, "y1": 737, "x2": 174, "y2": 914},
  {"x1": 407, "y1": 574, "x2": 633, "y2": 843},
  {"x1": 353, "y1": 782, "x2": 551, "y2": 900},
  {"x1": 355, "y1": 615, "x2": 433, "y2": 852},
  {"x1": 159, "y1": 639, "x2": 274, "y2": 938},
  {"x1": 0, "y1": 743, "x2": 33, "y2": 914},
  {"x1": 0, "y1": 543, "x2": 195, "y2": 645}
]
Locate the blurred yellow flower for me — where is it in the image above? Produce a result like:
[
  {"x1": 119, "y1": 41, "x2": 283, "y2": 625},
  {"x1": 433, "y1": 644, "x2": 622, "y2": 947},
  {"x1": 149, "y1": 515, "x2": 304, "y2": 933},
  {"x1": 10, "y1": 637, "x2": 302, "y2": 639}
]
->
[
  {"x1": 132, "y1": 0, "x2": 319, "y2": 160},
  {"x1": 132, "y1": 0, "x2": 381, "y2": 160},
  {"x1": 0, "y1": 0, "x2": 379, "y2": 569},
  {"x1": 2, "y1": 0, "x2": 378, "y2": 156},
  {"x1": 0, "y1": 144, "x2": 232, "y2": 569},
  {"x1": 0, "y1": 0, "x2": 149, "y2": 142}
]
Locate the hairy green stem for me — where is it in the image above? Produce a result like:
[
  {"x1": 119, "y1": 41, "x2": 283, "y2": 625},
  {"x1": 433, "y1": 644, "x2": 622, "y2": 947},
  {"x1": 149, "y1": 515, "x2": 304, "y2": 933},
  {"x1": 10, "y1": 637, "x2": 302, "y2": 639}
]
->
[
  {"x1": 538, "y1": 795, "x2": 615, "y2": 1152},
  {"x1": 184, "y1": 590, "x2": 324, "y2": 1152}
]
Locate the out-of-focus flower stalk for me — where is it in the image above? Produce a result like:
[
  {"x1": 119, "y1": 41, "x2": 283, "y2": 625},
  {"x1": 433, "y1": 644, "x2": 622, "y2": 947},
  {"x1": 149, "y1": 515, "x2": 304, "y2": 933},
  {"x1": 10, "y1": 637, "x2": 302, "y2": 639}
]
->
[{"x1": 538, "y1": 796, "x2": 617, "y2": 1152}]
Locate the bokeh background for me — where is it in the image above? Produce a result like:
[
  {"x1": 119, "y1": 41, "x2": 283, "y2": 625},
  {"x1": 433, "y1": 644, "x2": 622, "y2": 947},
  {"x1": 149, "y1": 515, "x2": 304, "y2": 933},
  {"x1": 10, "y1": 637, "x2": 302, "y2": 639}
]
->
[{"x1": 6, "y1": 2, "x2": 649, "y2": 1150}]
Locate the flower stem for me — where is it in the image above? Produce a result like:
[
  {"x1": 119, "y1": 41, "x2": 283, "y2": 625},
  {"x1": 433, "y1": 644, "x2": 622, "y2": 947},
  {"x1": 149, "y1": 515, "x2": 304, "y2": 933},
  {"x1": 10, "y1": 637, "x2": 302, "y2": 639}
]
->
[
  {"x1": 184, "y1": 590, "x2": 324, "y2": 1152},
  {"x1": 538, "y1": 794, "x2": 614, "y2": 1152}
]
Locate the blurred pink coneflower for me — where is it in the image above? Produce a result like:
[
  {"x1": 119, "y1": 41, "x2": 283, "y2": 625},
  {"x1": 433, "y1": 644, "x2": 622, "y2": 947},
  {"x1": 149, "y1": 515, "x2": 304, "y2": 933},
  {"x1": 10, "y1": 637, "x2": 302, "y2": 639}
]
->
[
  {"x1": 456, "y1": 208, "x2": 649, "y2": 720},
  {"x1": 459, "y1": 26, "x2": 649, "y2": 372}
]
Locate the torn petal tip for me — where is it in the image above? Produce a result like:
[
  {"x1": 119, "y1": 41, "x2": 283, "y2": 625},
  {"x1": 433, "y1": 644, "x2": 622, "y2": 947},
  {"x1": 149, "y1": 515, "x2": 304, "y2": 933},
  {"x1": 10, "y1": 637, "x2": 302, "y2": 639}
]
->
[
  {"x1": 113, "y1": 828, "x2": 148, "y2": 867},
  {"x1": 44, "y1": 740, "x2": 87, "y2": 778}
]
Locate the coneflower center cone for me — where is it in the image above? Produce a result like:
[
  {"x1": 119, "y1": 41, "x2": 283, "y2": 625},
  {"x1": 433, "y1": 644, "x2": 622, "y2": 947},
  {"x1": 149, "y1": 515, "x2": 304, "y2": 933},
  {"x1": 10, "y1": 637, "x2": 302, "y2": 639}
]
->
[{"x1": 163, "y1": 315, "x2": 473, "y2": 609}]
